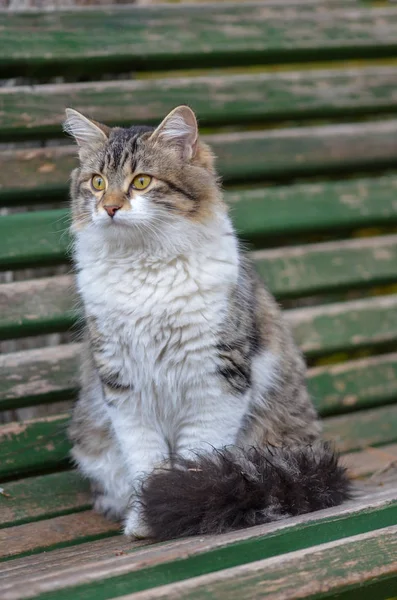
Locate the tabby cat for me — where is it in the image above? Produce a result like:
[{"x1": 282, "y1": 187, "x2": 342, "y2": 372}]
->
[{"x1": 65, "y1": 106, "x2": 350, "y2": 540}]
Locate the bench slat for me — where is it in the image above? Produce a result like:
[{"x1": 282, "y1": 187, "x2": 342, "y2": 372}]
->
[
  {"x1": 2, "y1": 279, "x2": 397, "y2": 357},
  {"x1": 0, "y1": 471, "x2": 89, "y2": 529},
  {"x1": 3, "y1": 120, "x2": 397, "y2": 205},
  {"x1": 1, "y1": 6, "x2": 397, "y2": 78},
  {"x1": 254, "y1": 234, "x2": 397, "y2": 298},
  {"x1": 2, "y1": 489, "x2": 396, "y2": 598},
  {"x1": 3, "y1": 174, "x2": 397, "y2": 269},
  {"x1": 1, "y1": 444, "x2": 396, "y2": 530},
  {"x1": 3, "y1": 66, "x2": 397, "y2": 140},
  {"x1": 118, "y1": 526, "x2": 397, "y2": 600},
  {"x1": 2, "y1": 404, "x2": 397, "y2": 479},
  {"x1": 0, "y1": 510, "x2": 120, "y2": 562},
  {"x1": 2, "y1": 342, "x2": 397, "y2": 417}
]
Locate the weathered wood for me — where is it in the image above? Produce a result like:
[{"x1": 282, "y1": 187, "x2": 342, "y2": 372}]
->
[
  {"x1": 324, "y1": 404, "x2": 397, "y2": 452},
  {"x1": 309, "y1": 353, "x2": 397, "y2": 416},
  {"x1": 288, "y1": 294, "x2": 397, "y2": 355},
  {"x1": 2, "y1": 402, "x2": 397, "y2": 480},
  {"x1": 2, "y1": 244, "x2": 397, "y2": 342},
  {"x1": 3, "y1": 66, "x2": 397, "y2": 140},
  {"x1": 2, "y1": 488, "x2": 396, "y2": 600},
  {"x1": 0, "y1": 210, "x2": 71, "y2": 270},
  {"x1": 0, "y1": 415, "x2": 70, "y2": 479},
  {"x1": 3, "y1": 175, "x2": 397, "y2": 269},
  {"x1": 1, "y1": 443, "x2": 396, "y2": 531},
  {"x1": 254, "y1": 234, "x2": 397, "y2": 298},
  {"x1": 0, "y1": 471, "x2": 90, "y2": 528},
  {"x1": 3, "y1": 120, "x2": 397, "y2": 205},
  {"x1": 2, "y1": 6, "x2": 397, "y2": 79},
  {"x1": 0, "y1": 276, "x2": 78, "y2": 341},
  {"x1": 0, "y1": 510, "x2": 120, "y2": 562},
  {"x1": 0, "y1": 344, "x2": 79, "y2": 410},
  {"x1": 121, "y1": 526, "x2": 397, "y2": 600},
  {"x1": 2, "y1": 342, "x2": 397, "y2": 418}
]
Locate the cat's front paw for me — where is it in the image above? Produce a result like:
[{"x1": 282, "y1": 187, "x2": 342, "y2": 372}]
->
[
  {"x1": 124, "y1": 507, "x2": 151, "y2": 539},
  {"x1": 93, "y1": 493, "x2": 128, "y2": 522}
]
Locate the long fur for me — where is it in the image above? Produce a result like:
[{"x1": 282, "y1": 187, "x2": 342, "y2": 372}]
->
[{"x1": 141, "y1": 443, "x2": 351, "y2": 540}]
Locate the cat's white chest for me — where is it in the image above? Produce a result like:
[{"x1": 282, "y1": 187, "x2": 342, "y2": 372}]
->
[{"x1": 76, "y1": 235, "x2": 238, "y2": 416}]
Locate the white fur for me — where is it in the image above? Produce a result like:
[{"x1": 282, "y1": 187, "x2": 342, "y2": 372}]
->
[{"x1": 74, "y1": 202, "x2": 263, "y2": 535}]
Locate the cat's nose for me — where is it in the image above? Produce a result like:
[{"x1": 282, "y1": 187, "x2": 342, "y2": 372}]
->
[{"x1": 104, "y1": 205, "x2": 120, "y2": 218}]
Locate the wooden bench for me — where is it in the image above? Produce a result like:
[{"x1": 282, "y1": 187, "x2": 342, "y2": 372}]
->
[{"x1": 1, "y1": 1, "x2": 397, "y2": 598}]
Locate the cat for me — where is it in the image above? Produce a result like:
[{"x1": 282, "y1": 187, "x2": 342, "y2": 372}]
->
[{"x1": 64, "y1": 105, "x2": 350, "y2": 540}]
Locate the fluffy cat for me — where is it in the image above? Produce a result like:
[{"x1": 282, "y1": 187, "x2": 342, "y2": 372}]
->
[{"x1": 65, "y1": 105, "x2": 350, "y2": 540}]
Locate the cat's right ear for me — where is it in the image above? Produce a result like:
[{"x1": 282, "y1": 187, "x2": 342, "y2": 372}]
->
[{"x1": 63, "y1": 108, "x2": 109, "y2": 150}]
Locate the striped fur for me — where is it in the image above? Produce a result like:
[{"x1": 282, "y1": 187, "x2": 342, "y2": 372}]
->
[{"x1": 66, "y1": 106, "x2": 347, "y2": 540}]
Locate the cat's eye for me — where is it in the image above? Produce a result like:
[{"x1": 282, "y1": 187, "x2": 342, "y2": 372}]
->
[
  {"x1": 131, "y1": 174, "x2": 152, "y2": 191},
  {"x1": 91, "y1": 175, "x2": 106, "y2": 192}
]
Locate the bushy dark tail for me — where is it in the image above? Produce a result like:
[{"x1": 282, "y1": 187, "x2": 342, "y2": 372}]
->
[{"x1": 140, "y1": 443, "x2": 351, "y2": 540}]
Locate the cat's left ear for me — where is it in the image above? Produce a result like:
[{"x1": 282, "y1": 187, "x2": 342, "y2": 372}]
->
[{"x1": 150, "y1": 105, "x2": 198, "y2": 161}]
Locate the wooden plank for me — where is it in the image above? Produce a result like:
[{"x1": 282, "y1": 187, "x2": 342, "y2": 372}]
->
[
  {"x1": 0, "y1": 510, "x2": 120, "y2": 562},
  {"x1": 0, "y1": 471, "x2": 90, "y2": 528},
  {"x1": 2, "y1": 487, "x2": 397, "y2": 600},
  {"x1": 0, "y1": 415, "x2": 70, "y2": 480},
  {"x1": 0, "y1": 210, "x2": 71, "y2": 270},
  {"x1": 2, "y1": 5, "x2": 397, "y2": 79},
  {"x1": 118, "y1": 526, "x2": 397, "y2": 600},
  {"x1": 288, "y1": 294, "x2": 397, "y2": 355},
  {"x1": 1, "y1": 442, "x2": 396, "y2": 530},
  {"x1": 309, "y1": 353, "x2": 397, "y2": 416},
  {"x1": 0, "y1": 276, "x2": 78, "y2": 341},
  {"x1": 254, "y1": 234, "x2": 397, "y2": 298},
  {"x1": 2, "y1": 280, "x2": 397, "y2": 356},
  {"x1": 324, "y1": 404, "x2": 397, "y2": 452},
  {"x1": 2, "y1": 341, "x2": 397, "y2": 418},
  {"x1": 4, "y1": 66, "x2": 397, "y2": 140},
  {"x1": 0, "y1": 343, "x2": 79, "y2": 411},
  {"x1": 3, "y1": 174, "x2": 397, "y2": 269},
  {"x1": 3, "y1": 120, "x2": 397, "y2": 205},
  {"x1": 2, "y1": 402, "x2": 397, "y2": 480}
]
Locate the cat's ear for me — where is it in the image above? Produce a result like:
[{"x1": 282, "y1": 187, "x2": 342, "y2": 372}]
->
[
  {"x1": 150, "y1": 105, "x2": 198, "y2": 161},
  {"x1": 63, "y1": 108, "x2": 110, "y2": 149}
]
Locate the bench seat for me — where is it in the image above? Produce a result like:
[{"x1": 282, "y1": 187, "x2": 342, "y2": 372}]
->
[{"x1": 1, "y1": 1, "x2": 397, "y2": 598}]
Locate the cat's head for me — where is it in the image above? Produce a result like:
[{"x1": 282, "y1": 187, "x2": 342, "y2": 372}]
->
[{"x1": 64, "y1": 106, "x2": 224, "y2": 250}]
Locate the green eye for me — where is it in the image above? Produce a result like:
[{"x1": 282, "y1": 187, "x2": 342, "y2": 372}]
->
[
  {"x1": 131, "y1": 174, "x2": 152, "y2": 191},
  {"x1": 91, "y1": 174, "x2": 106, "y2": 191}
]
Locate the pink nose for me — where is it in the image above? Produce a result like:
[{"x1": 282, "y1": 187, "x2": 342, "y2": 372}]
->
[{"x1": 104, "y1": 205, "x2": 120, "y2": 218}]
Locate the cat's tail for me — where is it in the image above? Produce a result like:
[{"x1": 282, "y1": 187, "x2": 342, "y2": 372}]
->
[{"x1": 140, "y1": 442, "x2": 351, "y2": 540}]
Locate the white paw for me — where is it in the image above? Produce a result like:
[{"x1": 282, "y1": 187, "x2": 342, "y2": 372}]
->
[
  {"x1": 94, "y1": 493, "x2": 128, "y2": 521},
  {"x1": 124, "y1": 507, "x2": 150, "y2": 539}
]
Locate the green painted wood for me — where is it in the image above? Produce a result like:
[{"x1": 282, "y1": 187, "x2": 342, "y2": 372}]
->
[
  {"x1": 129, "y1": 526, "x2": 397, "y2": 600},
  {"x1": 0, "y1": 210, "x2": 71, "y2": 270},
  {"x1": 0, "y1": 276, "x2": 78, "y2": 341},
  {"x1": 1, "y1": 6, "x2": 397, "y2": 79},
  {"x1": 0, "y1": 344, "x2": 80, "y2": 411},
  {"x1": 3, "y1": 120, "x2": 397, "y2": 205},
  {"x1": 2, "y1": 402, "x2": 396, "y2": 480},
  {"x1": 255, "y1": 234, "x2": 397, "y2": 298},
  {"x1": 3, "y1": 66, "x2": 397, "y2": 140},
  {"x1": 0, "y1": 471, "x2": 90, "y2": 528},
  {"x1": 2, "y1": 270, "x2": 397, "y2": 356},
  {"x1": 324, "y1": 404, "x2": 397, "y2": 452},
  {"x1": 289, "y1": 294, "x2": 397, "y2": 356},
  {"x1": 3, "y1": 175, "x2": 397, "y2": 270},
  {"x1": 309, "y1": 353, "x2": 397, "y2": 416},
  {"x1": 8, "y1": 500, "x2": 397, "y2": 599},
  {"x1": 0, "y1": 415, "x2": 70, "y2": 480},
  {"x1": 2, "y1": 343, "x2": 397, "y2": 417},
  {"x1": 0, "y1": 510, "x2": 120, "y2": 562}
]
